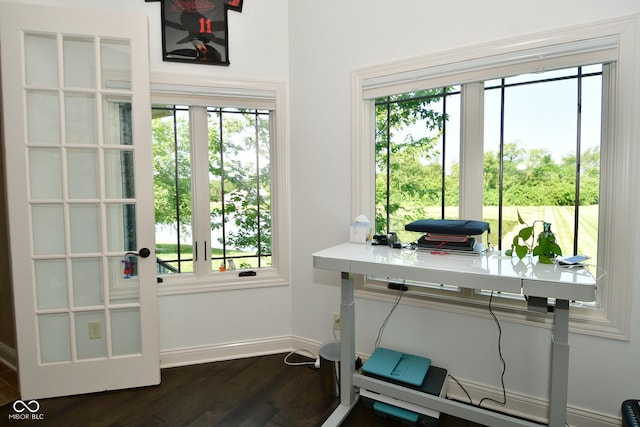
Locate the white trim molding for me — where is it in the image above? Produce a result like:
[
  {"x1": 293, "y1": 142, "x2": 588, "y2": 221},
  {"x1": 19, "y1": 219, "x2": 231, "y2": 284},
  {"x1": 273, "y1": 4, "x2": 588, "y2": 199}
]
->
[
  {"x1": 447, "y1": 377, "x2": 622, "y2": 427},
  {"x1": 149, "y1": 74, "x2": 291, "y2": 296},
  {"x1": 159, "y1": 336, "x2": 320, "y2": 369}
]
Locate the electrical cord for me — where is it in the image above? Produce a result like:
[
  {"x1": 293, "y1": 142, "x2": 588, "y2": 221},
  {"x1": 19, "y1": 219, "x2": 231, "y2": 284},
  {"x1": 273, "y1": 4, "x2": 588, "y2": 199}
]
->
[
  {"x1": 374, "y1": 284, "x2": 404, "y2": 349},
  {"x1": 447, "y1": 291, "x2": 507, "y2": 409},
  {"x1": 479, "y1": 290, "x2": 507, "y2": 407},
  {"x1": 283, "y1": 349, "x2": 317, "y2": 367},
  {"x1": 372, "y1": 284, "x2": 509, "y2": 412},
  {"x1": 448, "y1": 374, "x2": 474, "y2": 405}
]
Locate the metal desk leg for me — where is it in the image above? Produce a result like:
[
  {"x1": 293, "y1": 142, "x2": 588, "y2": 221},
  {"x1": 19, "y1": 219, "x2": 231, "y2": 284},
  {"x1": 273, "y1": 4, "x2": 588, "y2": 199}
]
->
[
  {"x1": 549, "y1": 299, "x2": 569, "y2": 427},
  {"x1": 340, "y1": 272, "x2": 356, "y2": 405},
  {"x1": 322, "y1": 272, "x2": 358, "y2": 427}
]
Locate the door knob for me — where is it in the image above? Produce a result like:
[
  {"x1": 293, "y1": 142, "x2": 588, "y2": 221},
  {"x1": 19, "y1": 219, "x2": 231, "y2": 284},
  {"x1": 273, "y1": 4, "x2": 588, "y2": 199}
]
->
[{"x1": 125, "y1": 248, "x2": 151, "y2": 258}]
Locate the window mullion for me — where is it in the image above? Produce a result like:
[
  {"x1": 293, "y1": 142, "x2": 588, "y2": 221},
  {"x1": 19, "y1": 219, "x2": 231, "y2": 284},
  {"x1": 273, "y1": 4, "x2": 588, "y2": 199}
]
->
[
  {"x1": 353, "y1": 97, "x2": 376, "y2": 223},
  {"x1": 190, "y1": 106, "x2": 211, "y2": 277},
  {"x1": 459, "y1": 82, "x2": 485, "y2": 221}
]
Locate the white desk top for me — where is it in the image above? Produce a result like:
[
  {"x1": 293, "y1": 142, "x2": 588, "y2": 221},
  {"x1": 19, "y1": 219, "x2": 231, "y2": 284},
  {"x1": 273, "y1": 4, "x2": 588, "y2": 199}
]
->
[{"x1": 313, "y1": 242, "x2": 596, "y2": 302}]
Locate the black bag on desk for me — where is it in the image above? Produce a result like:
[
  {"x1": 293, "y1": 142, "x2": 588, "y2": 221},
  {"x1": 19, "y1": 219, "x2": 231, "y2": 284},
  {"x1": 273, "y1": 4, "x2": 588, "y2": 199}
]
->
[{"x1": 405, "y1": 219, "x2": 490, "y2": 236}]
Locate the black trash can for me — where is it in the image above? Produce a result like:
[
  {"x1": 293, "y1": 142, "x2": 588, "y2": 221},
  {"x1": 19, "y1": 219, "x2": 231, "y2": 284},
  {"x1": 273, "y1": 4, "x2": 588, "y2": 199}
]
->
[
  {"x1": 319, "y1": 342, "x2": 340, "y2": 397},
  {"x1": 622, "y1": 399, "x2": 639, "y2": 427}
]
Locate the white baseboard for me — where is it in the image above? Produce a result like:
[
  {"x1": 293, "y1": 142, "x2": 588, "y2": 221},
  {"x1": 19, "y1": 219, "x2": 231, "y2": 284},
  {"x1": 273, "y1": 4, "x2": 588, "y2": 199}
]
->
[
  {"x1": 160, "y1": 337, "x2": 621, "y2": 426},
  {"x1": 159, "y1": 335, "x2": 325, "y2": 368},
  {"x1": 446, "y1": 376, "x2": 622, "y2": 427},
  {"x1": 0, "y1": 341, "x2": 17, "y2": 370}
]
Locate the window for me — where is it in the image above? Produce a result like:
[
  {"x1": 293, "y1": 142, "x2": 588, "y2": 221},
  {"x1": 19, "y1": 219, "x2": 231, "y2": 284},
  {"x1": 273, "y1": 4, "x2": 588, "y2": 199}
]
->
[
  {"x1": 353, "y1": 17, "x2": 638, "y2": 339},
  {"x1": 150, "y1": 75, "x2": 289, "y2": 293},
  {"x1": 375, "y1": 66, "x2": 603, "y2": 302}
]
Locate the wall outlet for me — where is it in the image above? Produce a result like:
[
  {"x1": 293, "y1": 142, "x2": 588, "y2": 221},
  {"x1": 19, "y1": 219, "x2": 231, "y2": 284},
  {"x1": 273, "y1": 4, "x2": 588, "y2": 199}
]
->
[
  {"x1": 88, "y1": 321, "x2": 102, "y2": 339},
  {"x1": 332, "y1": 313, "x2": 341, "y2": 331}
]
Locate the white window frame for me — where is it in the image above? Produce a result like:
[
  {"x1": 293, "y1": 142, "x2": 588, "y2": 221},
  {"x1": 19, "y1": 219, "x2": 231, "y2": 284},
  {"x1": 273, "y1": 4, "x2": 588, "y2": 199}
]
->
[
  {"x1": 151, "y1": 73, "x2": 290, "y2": 295},
  {"x1": 352, "y1": 15, "x2": 639, "y2": 339}
]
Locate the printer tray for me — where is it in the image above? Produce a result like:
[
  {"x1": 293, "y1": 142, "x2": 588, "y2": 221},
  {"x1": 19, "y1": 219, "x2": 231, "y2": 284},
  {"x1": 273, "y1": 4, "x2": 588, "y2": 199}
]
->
[{"x1": 417, "y1": 235, "x2": 477, "y2": 251}]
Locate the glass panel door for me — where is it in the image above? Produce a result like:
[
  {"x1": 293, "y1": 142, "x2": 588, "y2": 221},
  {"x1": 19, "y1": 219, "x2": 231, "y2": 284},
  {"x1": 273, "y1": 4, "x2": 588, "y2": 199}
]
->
[{"x1": 1, "y1": 2, "x2": 158, "y2": 399}]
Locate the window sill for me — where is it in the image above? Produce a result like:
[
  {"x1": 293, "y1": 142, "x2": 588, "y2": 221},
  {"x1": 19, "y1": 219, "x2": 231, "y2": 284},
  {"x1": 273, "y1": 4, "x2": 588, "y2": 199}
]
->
[{"x1": 157, "y1": 269, "x2": 289, "y2": 296}]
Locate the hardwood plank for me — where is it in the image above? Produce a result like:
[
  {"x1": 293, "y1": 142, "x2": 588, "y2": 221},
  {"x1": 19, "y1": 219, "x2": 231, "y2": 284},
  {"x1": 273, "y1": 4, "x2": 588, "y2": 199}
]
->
[
  {"x1": 0, "y1": 353, "x2": 480, "y2": 426},
  {"x1": 0, "y1": 354, "x2": 337, "y2": 426},
  {"x1": 0, "y1": 360, "x2": 18, "y2": 408}
]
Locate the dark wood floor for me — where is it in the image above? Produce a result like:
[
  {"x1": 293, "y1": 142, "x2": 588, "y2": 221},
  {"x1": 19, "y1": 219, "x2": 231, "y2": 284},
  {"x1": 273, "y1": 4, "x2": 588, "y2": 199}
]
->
[{"x1": 0, "y1": 353, "x2": 483, "y2": 426}]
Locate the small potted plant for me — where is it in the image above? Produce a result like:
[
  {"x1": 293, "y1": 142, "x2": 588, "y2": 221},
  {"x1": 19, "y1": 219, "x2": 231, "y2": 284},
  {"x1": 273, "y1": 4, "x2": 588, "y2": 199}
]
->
[{"x1": 505, "y1": 211, "x2": 562, "y2": 264}]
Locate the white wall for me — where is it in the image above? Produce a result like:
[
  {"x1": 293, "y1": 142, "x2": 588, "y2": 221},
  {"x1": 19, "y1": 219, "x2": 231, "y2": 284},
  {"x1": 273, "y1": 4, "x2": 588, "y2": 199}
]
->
[
  {"x1": 17, "y1": 0, "x2": 289, "y2": 82},
  {"x1": 289, "y1": 0, "x2": 640, "y2": 423}
]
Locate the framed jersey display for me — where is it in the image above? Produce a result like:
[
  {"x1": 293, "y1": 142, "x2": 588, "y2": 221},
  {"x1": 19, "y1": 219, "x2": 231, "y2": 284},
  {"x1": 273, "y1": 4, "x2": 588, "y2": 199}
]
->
[{"x1": 145, "y1": 0, "x2": 244, "y2": 66}]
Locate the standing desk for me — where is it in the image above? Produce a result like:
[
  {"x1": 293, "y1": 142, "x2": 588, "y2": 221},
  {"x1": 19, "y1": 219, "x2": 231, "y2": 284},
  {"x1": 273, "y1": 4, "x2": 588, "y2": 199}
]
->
[{"x1": 313, "y1": 242, "x2": 597, "y2": 427}]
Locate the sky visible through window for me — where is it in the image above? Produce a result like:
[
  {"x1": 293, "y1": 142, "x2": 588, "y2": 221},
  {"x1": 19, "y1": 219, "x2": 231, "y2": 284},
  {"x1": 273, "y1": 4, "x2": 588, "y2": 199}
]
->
[{"x1": 408, "y1": 67, "x2": 602, "y2": 173}]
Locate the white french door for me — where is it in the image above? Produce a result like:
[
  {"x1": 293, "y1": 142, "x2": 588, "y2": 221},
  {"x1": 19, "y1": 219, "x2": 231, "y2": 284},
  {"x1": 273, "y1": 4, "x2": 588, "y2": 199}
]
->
[{"x1": 0, "y1": 3, "x2": 159, "y2": 399}]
